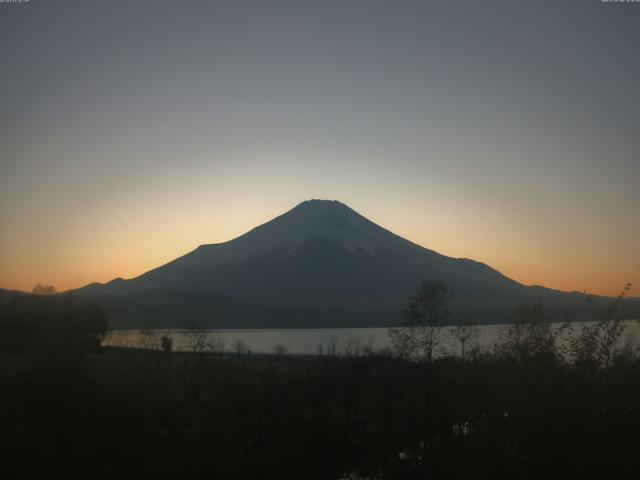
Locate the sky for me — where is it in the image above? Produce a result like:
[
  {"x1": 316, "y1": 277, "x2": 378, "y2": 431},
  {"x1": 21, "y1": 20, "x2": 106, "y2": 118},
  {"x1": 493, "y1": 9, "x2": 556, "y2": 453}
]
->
[{"x1": 1, "y1": 0, "x2": 638, "y2": 297}]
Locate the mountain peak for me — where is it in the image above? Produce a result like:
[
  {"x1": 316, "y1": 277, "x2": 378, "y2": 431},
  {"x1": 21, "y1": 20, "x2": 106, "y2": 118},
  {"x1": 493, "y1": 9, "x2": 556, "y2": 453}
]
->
[
  {"x1": 291, "y1": 199, "x2": 351, "y2": 214},
  {"x1": 299, "y1": 198, "x2": 341, "y2": 205},
  {"x1": 259, "y1": 199, "x2": 398, "y2": 255},
  {"x1": 297, "y1": 198, "x2": 346, "y2": 206},
  {"x1": 284, "y1": 199, "x2": 362, "y2": 224},
  {"x1": 173, "y1": 200, "x2": 400, "y2": 268}
]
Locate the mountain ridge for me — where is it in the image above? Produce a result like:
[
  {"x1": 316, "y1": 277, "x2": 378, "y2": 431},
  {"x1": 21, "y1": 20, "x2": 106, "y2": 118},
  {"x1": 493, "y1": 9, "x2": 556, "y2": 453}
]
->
[{"x1": 69, "y1": 200, "x2": 637, "y2": 327}]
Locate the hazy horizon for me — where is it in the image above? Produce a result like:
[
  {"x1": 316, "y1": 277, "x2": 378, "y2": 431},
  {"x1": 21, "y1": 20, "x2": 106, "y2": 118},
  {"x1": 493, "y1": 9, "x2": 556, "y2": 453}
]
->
[{"x1": 1, "y1": 0, "x2": 639, "y2": 296}]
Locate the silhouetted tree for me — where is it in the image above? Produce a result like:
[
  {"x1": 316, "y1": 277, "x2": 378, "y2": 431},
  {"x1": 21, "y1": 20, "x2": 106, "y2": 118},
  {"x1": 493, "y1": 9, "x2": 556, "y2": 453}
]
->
[
  {"x1": 273, "y1": 344, "x2": 288, "y2": 356},
  {"x1": 232, "y1": 337, "x2": 249, "y2": 354},
  {"x1": 160, "y1": 335, "x2": 173, "y2": 354},
  {"x1": 388, "y1": 280, "x2": 450, "y2": 362},
  {"x1": 563, "y1": 283, "x2": 632, "y2": 373},
  {"x1": 183, "y1": 322, "x2": 209, "y2": 353},
  {"x1": 32, "y1": 283, "x2": 57, "y2": 295},
  {"x1": 453, "y1": 318, "x2": 480, "y2": 360},
  {"x1": 497, "y1": 301, "x2": 558, "y2": 363},
  {"x1": 139, "y1": 327, "x2": 160, "y2": 350},
  {"x1": 209, "y1": 331, "x2": 226, "y2": 354},
  {"x1": 343, "y1": 335, "x2": 374, "y2": 358}
]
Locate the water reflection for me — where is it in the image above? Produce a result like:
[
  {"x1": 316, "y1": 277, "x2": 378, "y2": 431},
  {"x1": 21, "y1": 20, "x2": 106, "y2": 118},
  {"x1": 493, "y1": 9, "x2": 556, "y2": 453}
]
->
[{"x1": 103, "y1": 320, "x2": 640, "y2": 356}]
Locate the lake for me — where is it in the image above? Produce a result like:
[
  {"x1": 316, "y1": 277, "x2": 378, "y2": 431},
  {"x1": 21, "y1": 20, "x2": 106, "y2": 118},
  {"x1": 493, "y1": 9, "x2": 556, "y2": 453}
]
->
[{"x1": 103, "y1": 320, "x2": 640, "y2": 356}]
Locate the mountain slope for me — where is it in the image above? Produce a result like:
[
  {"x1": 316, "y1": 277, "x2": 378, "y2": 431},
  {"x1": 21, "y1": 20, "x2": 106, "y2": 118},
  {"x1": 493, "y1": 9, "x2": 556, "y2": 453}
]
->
[
  {"x1": 75, "y1": 200, "x2": 627, "y2": 327},
  {"x1": 82, "y1": 200, "x2": 521, "y2": 297}
]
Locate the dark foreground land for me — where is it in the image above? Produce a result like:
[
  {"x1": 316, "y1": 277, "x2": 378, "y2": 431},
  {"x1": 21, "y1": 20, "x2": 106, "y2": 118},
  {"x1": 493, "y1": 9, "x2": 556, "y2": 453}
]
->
[{"x1": 2, "y1": 343, "x2": 640, "y2": 480}]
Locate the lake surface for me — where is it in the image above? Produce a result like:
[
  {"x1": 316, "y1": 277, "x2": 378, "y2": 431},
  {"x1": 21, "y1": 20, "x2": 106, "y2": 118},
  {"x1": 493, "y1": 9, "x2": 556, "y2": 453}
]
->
[{"x1": 103, "y1": 320, "x2": 640, "y2": 356}]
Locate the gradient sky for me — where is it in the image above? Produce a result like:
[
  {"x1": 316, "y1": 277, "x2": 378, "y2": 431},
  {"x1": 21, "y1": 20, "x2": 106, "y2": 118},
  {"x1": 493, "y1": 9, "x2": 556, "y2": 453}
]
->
[{"x1": 1, "y1": 0, "x2": 638, "y2": 296}]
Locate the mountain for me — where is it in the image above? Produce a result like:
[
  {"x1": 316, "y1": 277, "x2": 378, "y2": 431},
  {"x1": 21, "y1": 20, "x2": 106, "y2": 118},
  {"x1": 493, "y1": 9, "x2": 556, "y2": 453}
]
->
[
  {"x1": 0, "y1": 288, "x2": 25, "y2": 305},
  {"x1": 0, "y1": 288, "x2": 13, "y2": 305},
  {"x1": 74, "y1": 200, "x2": 634, "y2": 328}
]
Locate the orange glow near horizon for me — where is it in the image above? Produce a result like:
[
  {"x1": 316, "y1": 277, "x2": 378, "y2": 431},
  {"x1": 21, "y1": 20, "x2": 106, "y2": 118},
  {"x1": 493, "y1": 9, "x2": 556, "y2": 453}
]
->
[{"x1": 1, "y1": 197, "x2": 637, "y2": 298}]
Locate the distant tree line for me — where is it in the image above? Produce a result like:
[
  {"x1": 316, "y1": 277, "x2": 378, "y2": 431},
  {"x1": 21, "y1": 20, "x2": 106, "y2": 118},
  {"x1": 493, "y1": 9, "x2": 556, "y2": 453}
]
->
[
  {"x1": 0, "y1": 293, "x2": 107, "y2": 352},
  {"x1": 31, "y1": 282, "x2": 57, "y2": 296}
]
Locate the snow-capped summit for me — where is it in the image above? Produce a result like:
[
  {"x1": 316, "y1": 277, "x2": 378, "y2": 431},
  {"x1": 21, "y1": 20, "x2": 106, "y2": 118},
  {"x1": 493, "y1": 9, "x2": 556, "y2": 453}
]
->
[{"x1": 173, "y1": 199, "x2": 404, "y2": 268}]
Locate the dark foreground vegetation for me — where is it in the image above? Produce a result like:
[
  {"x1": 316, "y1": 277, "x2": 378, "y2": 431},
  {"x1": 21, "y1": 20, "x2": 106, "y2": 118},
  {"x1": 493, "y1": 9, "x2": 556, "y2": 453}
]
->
[
  {"x1": 1, "y1": 287, "x2": 639, "y2": 479},
  {"x1": 0, "y1": 293, "x2": 106, "y2": 352}
]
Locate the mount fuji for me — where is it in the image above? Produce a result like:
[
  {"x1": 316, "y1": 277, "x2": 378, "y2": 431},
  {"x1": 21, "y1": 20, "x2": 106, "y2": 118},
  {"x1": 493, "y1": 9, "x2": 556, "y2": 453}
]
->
[{"x1": 74, "y1": 200, "x2": 618, "y2": 328}]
